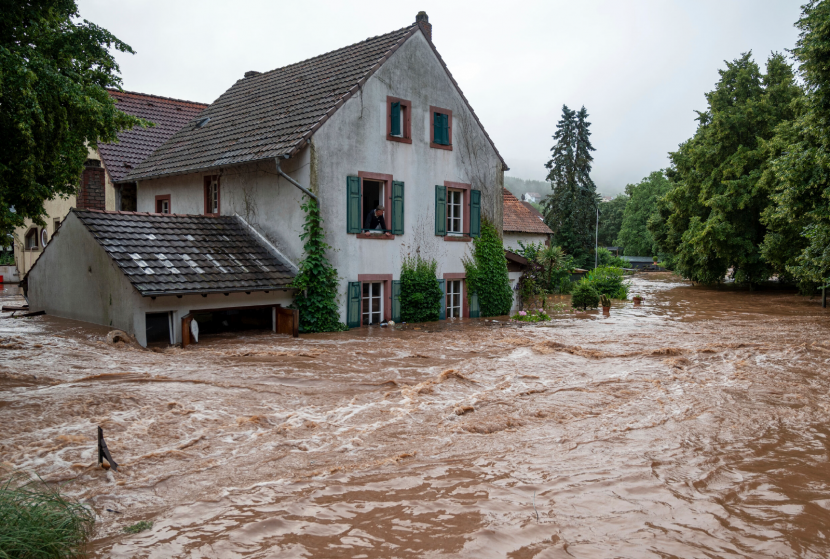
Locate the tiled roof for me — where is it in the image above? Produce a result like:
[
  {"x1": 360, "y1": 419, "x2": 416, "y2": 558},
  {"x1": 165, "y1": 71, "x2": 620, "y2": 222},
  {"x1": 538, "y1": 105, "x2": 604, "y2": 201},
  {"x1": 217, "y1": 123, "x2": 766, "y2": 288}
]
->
[
  {"x1": 126, "y1": 20, "x2": 507, "y2": 181},
  {"x1": 503, "y1": 189, "x2": 553, "y2": 235},
  {"x1": 99, "y1": 90, "x2": 208, "y2": 183},
  {"x1": 72, "y1": 209, "x2": 296, "y2": 296}
]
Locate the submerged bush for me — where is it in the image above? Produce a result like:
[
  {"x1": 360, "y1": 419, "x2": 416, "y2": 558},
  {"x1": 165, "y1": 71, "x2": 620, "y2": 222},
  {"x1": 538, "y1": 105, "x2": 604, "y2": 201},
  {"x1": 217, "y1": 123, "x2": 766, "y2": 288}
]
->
[
  {"x1": 400, "y1": 255, "x2": 442, "y2": 323},
  {"x1": 571, "y1": 279, "x2": 600, "y2": 310},
  {"x1": 0, "y1": 473, "x2": 95, "y2": 559},
  {"x1": 597, "y1": 247, "x2": 631, "y2": 269},
  {"x1": 584, "y1": 266, "x2": 629, "y2": 299}
]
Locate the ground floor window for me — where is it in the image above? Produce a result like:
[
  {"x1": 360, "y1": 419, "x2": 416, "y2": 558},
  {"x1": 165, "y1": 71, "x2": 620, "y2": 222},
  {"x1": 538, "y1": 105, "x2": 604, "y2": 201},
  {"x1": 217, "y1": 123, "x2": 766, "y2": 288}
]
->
[
  {"x1": 447, "y1": 280, "x2": 462, "y2": 318},
  {"x1": 362, "y1": 281, "x2": 383, "y2": 324},
  {"x1": 24, "y1": 228, "x2": 39, "y2": 250}
]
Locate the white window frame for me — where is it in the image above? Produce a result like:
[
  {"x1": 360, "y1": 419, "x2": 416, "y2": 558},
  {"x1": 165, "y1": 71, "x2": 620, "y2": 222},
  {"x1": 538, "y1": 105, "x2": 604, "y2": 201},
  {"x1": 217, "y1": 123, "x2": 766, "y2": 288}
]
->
[
  {"x1": 447, "y1": 189, "x2": 463, "y2": 235},
  {"x1": 158, "y1": 199, "x2": 170, "y2": 214},
  {"x1": 447, "y1": 280, "x2": 462, "y2": 318},
  {"x1": 362, "y1": 281, "x2": 383, "y2": 324},
  {"x1": 207, "y1": 178, "x2": 219, "y2": 215},
  {"x1": 24, "y1": 228, "x2": 39, "y2": 250}
]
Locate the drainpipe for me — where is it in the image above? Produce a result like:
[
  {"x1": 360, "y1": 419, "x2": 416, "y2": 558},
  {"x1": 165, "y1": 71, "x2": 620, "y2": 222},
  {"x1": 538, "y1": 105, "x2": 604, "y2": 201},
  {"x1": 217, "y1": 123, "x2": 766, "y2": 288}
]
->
[{"x1": 275, "y1": 156, "x2": 317, "y2": 202}]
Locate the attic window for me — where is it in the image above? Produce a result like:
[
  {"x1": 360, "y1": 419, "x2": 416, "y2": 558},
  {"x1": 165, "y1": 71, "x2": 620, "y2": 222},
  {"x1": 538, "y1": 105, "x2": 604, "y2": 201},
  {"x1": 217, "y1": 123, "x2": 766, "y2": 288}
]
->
[
  {"x1": 386, "y1": 97, "x2": 411, "y2": 144},
  {"x1": 196, "y1": 117, "x2": 211, "y2": 129}
]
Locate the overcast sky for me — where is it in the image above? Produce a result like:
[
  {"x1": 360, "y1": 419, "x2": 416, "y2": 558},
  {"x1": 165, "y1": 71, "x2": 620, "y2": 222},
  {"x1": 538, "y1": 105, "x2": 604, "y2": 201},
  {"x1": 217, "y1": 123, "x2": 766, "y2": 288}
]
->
[{"x1": 77, "y1": 0, "x2": 803, "y2": 195}]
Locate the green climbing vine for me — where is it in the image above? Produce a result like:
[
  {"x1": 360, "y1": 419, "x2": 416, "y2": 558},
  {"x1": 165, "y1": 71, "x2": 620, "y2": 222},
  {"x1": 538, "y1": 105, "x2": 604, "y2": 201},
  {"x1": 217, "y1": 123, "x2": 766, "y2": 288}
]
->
[
  {"x1": 291, "y1": 198, "x2": 347, "y2": 333},
  {"x1": 400, "y1": 254, "x2": 442, "y2": 323},
  {"x1": 462, "y1": 219, "x2": 513, "y2": 317}
]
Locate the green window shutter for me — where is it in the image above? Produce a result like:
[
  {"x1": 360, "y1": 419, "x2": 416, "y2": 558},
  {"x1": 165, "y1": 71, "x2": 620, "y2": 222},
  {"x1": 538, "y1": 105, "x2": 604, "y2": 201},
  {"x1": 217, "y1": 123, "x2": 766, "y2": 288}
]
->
[
  {"x1": 391, "y1": 280, "x2": 401, "y2": 322},
  {"x1": 433, "y1": 111, "x2": 441, "y2": 143},
  {"x1": 392, "y1": 181, "x2": 404, "y2": 235},
  {"x1": 438, "y1": 279, "x2": 446, "y2": 320},
  {"x1": 441, "y1": 114, "x2": 450, "y2": 145},
  {"x1": 469, "y1": 189, "x2": 481, "y2": 238},
  {"x1": 435, "y1": 184, "x2": 446, "y2": 236},
  {"x1": 469, "y1": 290, "x2": 480, "y2": 318},
  {"x1": 347, "y1": 281, "x2": 361, "y2": 328},
  {"x1": 390, "y1": 102, "x2": 401, "y2": 136},
  {"x1": 347, "y1": 175, "x2": 361, "y2": 234}
]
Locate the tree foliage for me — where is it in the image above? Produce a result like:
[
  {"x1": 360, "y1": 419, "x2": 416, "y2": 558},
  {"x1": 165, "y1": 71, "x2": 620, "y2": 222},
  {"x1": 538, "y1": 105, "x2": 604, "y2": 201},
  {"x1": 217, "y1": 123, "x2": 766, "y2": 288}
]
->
[
  {"x1": 616, "y1": 170, "x2": 672, "y2": 256},
  {"x1": 583, "y1": 266, "x2": 629, "y2": 299},
  {"x1": 571, "y1": 280, "x2": 599, "y2": 310},
  {"x1": 543, "y1": 105, "x2": 600, "y2": 268},
  {"x1": 649, "y1": 52, "x2": 801, "y2": 285},
  {"x1": 291, "y1": 198, "x2": 347, "y2": 333},
  {"x1": 400, "y1": 254, "x2": 442, "y2": 323},
  {"x1": 597, "y1": 194, "x2": 628, "y2": 247},
  {"x1": 0, "y1": 0, "x2": 146, "y2": 236},
  {"x1": 514, "y1": 241, "x2": 575, "y2": 302},
  {"x1": 760, "y1": 0, "x2": 830, "y2": 288},
  {"x1": 463, "y1": 219, "x2": 513, "y2": 317}
]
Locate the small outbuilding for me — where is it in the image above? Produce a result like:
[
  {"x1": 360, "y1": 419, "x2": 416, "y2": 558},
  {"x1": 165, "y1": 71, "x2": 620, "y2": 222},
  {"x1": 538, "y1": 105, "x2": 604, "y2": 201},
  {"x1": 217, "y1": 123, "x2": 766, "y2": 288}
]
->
[{"x1": 24, "y1": 209, "x2": 297, "y2": 347}]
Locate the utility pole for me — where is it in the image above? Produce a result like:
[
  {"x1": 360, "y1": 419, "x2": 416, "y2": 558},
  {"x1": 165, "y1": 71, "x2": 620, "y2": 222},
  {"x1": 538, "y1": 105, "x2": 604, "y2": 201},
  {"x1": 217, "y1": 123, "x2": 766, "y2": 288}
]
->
[{"x1": 595, "y1": 207, "x2": 599, "y2": 270}]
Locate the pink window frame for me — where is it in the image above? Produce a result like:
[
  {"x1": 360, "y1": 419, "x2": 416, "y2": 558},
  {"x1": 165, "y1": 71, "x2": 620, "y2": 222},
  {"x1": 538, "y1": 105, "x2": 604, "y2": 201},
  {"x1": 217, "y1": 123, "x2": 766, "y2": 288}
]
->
[
  {"x1": 429, "y1": 106, "x2": 453, "y2": 151},
  {"x1": 443, "y1": 272, "x2": 468, "y2": 318},
  {"x1": 443, "y1": 181, "x2": 471, "y2": 242},
  {"x1": 356, "y1": 171, "x2": 396, "y2": 240},
  {"x1": 357, "y1": 273, "x2": 393, "y2": 324}
]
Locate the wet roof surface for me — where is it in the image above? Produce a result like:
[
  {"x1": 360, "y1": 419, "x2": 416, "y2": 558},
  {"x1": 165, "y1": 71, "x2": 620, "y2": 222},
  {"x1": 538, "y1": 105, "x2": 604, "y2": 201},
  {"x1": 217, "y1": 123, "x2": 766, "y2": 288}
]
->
[
  {"x1": 503, "y1": 189, "x2": 553, "y2": 235},
  {"x1": 99, "y1": 90, "x2": 208, "y2": 183},
  {"x1": 126, "y1": 25, "x2": 417, "y2": 180},
  {"x1": 73, "y1": 210, "x2": 296, "y2": 296}
]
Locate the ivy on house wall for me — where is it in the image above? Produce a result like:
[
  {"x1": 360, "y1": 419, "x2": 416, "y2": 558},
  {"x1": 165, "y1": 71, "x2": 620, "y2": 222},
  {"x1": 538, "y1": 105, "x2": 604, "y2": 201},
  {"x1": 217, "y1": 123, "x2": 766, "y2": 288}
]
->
[
  {"x1": 400, "y1": 254, "x2": 442, "y2": 323},
  {"x1": 462, "y1": 219, "x2": 513, "y2": 317},
  {"x1": 291, "y1": 198, "x2": 347, "y2": 333}
]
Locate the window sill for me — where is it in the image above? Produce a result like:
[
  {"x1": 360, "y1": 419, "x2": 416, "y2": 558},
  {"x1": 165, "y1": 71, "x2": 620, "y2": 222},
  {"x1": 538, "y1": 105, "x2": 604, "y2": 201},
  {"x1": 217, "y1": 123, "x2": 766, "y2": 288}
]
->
[
  {"x1": 387, "y1": 135, "x2": 412, "y2": 144},
  {"x1": 430, "y1": 142, "x2": 453, "y2": 151},
  {"x1": 357, "y1": 233, "x2": 397, "y2": 240},
  {"x1": 443, "y1": 235, "x2": 471, "y2": 242}
]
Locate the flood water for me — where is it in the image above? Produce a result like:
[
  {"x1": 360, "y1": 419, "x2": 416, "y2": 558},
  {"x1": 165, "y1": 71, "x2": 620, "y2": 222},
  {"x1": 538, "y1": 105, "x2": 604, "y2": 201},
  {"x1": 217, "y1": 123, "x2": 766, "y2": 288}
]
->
[{"x1": 2, "y1": 274, "x2": 830, "y2": 558}]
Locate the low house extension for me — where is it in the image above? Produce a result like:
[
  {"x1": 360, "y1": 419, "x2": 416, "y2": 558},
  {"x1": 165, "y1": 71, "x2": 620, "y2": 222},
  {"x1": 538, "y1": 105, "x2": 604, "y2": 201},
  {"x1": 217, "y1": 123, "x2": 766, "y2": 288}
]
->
[
  {"x1": 502, "y1": 189, "x2": 552, "y2": 251},
  {"x1": 13, "y1": 91, "x2": 207, "y2": 278},
  {"x1": 24, "y1": 209, "x2": 297, "y2": 346},
  {"x1": 121, "y1": 12, "x2": 507, "y2": 327}
]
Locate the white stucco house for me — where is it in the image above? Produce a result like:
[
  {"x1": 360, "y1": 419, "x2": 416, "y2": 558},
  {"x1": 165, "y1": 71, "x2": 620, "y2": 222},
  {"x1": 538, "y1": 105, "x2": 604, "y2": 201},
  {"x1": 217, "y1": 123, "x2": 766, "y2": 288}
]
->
[
  {"x1": 502, "y1": 189, "x2": 552, "y2": 312},
  {"x1": 118, "y1": 12, "x2": 508, "y2": 329}
]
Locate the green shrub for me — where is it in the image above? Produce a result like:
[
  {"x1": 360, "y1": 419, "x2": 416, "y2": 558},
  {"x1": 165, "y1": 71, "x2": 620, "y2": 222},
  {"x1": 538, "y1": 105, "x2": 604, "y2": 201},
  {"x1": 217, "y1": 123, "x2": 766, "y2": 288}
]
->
[
  {"x1": 0, "y1": 472, "x2": 95, "y2": 559},
  {"x1": 400, "y1": 255, "x2": 442, "y2": 323},
  {"x1": 463, "y1": 220, "x2": 513, "y2": 317},
  {"x1": 597, "y1": 247, "x2": 631, "y2": 269},
  {"x1": 123, "y1": 520, "x2": 153, "y2": 534},
  {"x1": 571, "y1": 279, "x2": 600, "y2": 310},
  {"x1": 558, "y1": 276, "x2": 574, "y2": 294},
  {"x1": 584, "y1": 266, "x2": 630, "y2": 299},
  {"x1": 291, "y1": 198, "x2": 347, "y2": 333}
]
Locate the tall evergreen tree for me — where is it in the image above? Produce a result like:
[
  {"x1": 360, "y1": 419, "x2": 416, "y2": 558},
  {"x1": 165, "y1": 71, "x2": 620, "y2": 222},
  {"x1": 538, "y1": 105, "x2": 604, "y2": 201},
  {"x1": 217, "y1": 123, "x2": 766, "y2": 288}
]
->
[
  {"x1": 543, "y1": 105, "x2": 599, "y2": 267},
  {"x1": 649, "y1": 52, "x2": 801, "y2": 285}
]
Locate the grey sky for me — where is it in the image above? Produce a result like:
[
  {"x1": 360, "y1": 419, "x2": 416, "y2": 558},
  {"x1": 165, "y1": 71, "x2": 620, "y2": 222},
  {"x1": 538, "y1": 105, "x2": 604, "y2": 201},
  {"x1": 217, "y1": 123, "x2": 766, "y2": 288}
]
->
[{"x1": 78, "y1": 0, "x2": 803, "y2": 195}]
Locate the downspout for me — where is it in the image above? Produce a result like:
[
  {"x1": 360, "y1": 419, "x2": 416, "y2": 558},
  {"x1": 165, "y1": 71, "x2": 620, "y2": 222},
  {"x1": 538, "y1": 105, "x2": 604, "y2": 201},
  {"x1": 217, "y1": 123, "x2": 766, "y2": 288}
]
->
[{"x1": 275, "y1": 155, "x2": 317, "y2": 202}]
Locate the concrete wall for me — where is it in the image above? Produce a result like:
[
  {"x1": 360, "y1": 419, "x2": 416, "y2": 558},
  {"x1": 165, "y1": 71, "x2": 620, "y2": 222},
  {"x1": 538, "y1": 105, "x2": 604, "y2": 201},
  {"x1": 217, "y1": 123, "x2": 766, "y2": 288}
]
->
[
  {"x1": 27, "y1": 212, "x2": 139, "y2": 332},
  {"x1": 503, "y1": 232, "x2": 549, "y2": 253},
  {"x1": 133, "y1": 30, "x2": 506, "y2": 323}
]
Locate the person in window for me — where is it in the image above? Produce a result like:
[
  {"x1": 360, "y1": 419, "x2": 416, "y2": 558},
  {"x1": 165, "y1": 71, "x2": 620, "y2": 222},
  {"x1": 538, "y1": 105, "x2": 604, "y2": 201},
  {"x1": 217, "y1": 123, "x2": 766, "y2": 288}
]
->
[{"x1": 364, "y1": 205, "x2": 391, "y2": 237}]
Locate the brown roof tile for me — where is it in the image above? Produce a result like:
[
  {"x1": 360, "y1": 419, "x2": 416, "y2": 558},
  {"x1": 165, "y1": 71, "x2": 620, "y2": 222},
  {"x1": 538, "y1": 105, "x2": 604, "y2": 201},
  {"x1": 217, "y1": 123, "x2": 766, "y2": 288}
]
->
[
  {"x1": 100, "y1": 90, "x2": 208, "y2": 183},
  {"x1": 126, "y1": 20, "x2": 507, "y2": 181},
  {"x1": 503, "y1": 189, "x2": 553, "y2": 235}
]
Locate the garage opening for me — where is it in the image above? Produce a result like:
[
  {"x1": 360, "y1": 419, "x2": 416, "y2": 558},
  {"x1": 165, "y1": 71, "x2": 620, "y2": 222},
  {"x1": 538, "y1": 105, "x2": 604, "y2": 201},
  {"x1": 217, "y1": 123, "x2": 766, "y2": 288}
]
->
[
  {"x1": 190, "y1": 307, "x2": 273, "y2": 336},
  {"x1": 145, "y1": 312, "x2": 173, "y2": 345}
]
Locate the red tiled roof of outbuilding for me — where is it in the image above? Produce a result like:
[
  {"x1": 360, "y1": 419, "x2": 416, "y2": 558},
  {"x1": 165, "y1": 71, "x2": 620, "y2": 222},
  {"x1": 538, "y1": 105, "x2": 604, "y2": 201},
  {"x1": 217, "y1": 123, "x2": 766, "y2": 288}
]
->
[
  {"x1": 99, "y1": 90, "x2": 208, "y2": 183},
  {"x1": 503, "y1": 189, "x2": 553, "y2": 235}
]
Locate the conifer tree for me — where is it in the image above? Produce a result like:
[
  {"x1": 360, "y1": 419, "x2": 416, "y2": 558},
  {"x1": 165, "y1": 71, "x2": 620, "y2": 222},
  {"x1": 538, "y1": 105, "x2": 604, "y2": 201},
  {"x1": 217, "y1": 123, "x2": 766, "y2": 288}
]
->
[{"x1": 543, "y1": 105, "x2": 599, "y2": 267}]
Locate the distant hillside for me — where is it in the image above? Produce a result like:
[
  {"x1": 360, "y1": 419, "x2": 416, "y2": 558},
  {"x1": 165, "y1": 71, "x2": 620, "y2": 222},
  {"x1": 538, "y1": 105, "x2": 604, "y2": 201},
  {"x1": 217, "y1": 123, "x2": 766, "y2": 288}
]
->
[{"x1": 504, "y1": 176, "x2": 551, "y2": 200}]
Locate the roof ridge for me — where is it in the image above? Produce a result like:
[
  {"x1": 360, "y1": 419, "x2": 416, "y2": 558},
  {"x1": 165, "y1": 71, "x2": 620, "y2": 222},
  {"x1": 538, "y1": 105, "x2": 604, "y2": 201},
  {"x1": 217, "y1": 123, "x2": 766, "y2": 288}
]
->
[
  {"x1": 107, "y1": 88, "x2": 209, "y2": 107},
  {"x1": 251, "y1": 24, "x2": 417, "y2": 81}
]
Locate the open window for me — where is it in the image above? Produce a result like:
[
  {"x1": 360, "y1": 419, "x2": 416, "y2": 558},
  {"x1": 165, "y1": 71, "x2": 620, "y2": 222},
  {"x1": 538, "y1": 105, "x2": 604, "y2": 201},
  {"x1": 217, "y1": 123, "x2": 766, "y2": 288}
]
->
[
  {"x1": 430, "y1": 106, "x2": 452, "y2": 150},
  {"x1": 155, "y1": 194, "x2": 171, "y2": 214},
  {"x1": 24, "y1": 228, "x2": 39, "y2": 251},
  {"x1": 447, "y1": 189, "x2": 463, "y2": 235},
  {"x1": 204, "y1": 175, "x2": 220, "y2": 216},
  {"x1": 346, "y1": 174, "x2": 404, "y2": 237},
  {"x1": 387, "y1": 97, "x2": 412, "y2": 144}
]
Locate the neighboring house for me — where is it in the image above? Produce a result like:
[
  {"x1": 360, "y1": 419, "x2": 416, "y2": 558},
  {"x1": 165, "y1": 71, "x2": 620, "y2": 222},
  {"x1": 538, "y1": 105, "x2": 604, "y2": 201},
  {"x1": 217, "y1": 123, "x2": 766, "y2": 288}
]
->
[
  {"x1": 522, "y1": 192, "x2": 542, "y2": 203},
  {"x1": 502, "y1": 189, "x2": 552, "y2": 252},
  {"x1": 25, "y1": 210, "x2": 298, "y2": 346},
  {"x1": 13, "y1": 91, "x2": 207, "y2": 277},
  {"x1": 93, "y1": 12, "x2": 506, "y2": 335}
]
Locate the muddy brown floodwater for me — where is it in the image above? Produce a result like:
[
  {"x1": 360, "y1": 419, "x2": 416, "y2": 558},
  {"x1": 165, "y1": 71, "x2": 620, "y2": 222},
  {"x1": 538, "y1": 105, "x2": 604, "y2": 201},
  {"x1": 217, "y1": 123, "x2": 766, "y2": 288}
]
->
[{"x1": 2, "y1": 274, "x2": 830, "y2": 558}]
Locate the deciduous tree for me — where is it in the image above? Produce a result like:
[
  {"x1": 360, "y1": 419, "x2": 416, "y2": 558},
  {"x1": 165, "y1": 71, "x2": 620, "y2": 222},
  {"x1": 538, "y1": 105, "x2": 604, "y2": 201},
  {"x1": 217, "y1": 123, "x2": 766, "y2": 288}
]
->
[{"x1": 617, "y1": 171, "x2": 671, "y2": 256}]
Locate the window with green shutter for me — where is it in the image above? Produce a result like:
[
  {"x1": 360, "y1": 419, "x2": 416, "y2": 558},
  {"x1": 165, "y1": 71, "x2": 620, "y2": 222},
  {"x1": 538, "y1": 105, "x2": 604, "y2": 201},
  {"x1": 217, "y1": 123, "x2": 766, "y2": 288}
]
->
[
  {"x1": 347, "y1": 176, "x2": 361, "y2": 234},
  {"x1": 438, "y1": 279, "x2": 446, "y2": 320},
  {"x1": 435, "y1": 184, "x2": 446, "y2": 236},
  {"x1": 391, "y1": 280, "x2": 401, "y2": 322},
  {"x1": 392, "y1": 181, "x2": 404, "y2": 235},
  {"x1": 430, "y1": 107, "x2": 452, "y2": 149},
  {"x1": 347, "y1": 281, "x2": 361, "y2": 327},
  {"x1": 390, "y1": 102, "x2": 401, "y2": 137},
  {"x1": 469, "y1": 189, "x2": 481, "y2": 238},
  {"x1": 469, "y1": 291, "x2": 480, "y2": 318}
]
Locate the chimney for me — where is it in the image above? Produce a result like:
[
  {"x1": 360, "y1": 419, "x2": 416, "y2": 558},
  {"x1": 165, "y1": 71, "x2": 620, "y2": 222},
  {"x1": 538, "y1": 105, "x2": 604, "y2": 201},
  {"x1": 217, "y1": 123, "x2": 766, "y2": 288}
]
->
[
  {"x1": 244, "y1": 70, "x2": 261, "y2": 78},
  {"x1": 416, "y1": 11, "x2": 432, "y2": 42}
]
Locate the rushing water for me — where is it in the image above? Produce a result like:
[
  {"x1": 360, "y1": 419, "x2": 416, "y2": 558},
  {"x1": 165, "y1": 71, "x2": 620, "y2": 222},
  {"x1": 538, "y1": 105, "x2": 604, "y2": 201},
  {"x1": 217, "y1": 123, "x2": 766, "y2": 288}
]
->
[{"x1": 1, "y1": 275, "x2": 830, "y2": 558}]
